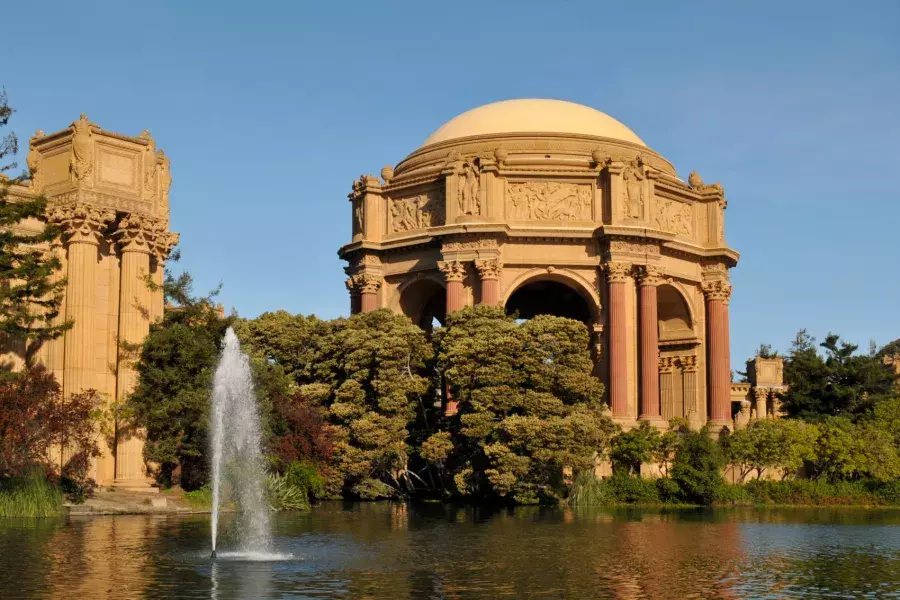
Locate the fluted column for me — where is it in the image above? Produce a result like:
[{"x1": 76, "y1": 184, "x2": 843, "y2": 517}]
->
[
  {"x1": 113, "y1": 214, "x2": 158, "y2": 486},
  {"x1": 753, "y1": 387, "x2": 768, "y2": 421},
  {"x1": 605, "y1": 262, "x2": 631, "y2": 419},
  {"x1": 149, "y1": 232, "x2": 178, "y2": 323},
  {"x1": 347, "y1": 274, "x2": 382, "y2": 313},
  {"x1": 659, "y1": 357, "x2": 674, "y2": 420},
  {"x1": 474, "y1": 259, "x2": 501, "y2": 306},
  {"x1": 47, "y1": 204, "x2": 115, "y2": 398},
  {"x1": 345, "y1": 278, "x2": 362, "y2": 315},
  {"x1": 682, "y1": 355, "x2": 702, "y2": 429},
  {"x1": 703, "y1": 280, "x2": 733, "y2": 429},
  {"x1": 438, "y1": 260, "x2": 467, "y2": 314},
  {"x1": 636, "y1": 266, "x2": 663, "y2": 423}
]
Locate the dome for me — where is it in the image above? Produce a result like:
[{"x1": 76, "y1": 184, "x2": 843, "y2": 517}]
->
[{"x1": 421, "y1": 99, "x2": 646, "y2": 148}]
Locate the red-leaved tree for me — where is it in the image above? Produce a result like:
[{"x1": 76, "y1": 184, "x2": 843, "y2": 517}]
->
[{"x1": 268, "y1": 391, "x2": 333, "y2": 472}]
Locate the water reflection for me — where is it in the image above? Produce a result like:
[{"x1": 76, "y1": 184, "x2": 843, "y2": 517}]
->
[{"x1": 1, "y1": 505, "x2": 899, "y2": 599}]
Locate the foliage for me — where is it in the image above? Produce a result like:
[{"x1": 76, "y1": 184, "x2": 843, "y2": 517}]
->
[
  {"x1": 0, "y1": 366, "x2": 101, "y2": 487},
  {"x1": 670, "y1": 429, "x2": 724, "y2": 505},
  {"x1": 0, "y1": 88, "x2": 69, "y2": 369},
  {"x1": 808, "y1": 416, "x2": 900, "y2": 483},
  {"x1": 433, "y1": 306, "x2": 615, "y2": 504},
  {"x1": 610, "y1": 421, "x2": 659, "y2": 476},
  {"x1": 183, "y1": 484, "x2": 213, "y2": 508},
  {"x1": 735, "y1": 478, "x2": 900, "y2": 506},
  {"x1": 721, "y1": 419, "x2": 818, "y2": 482},
  {"x1": 266, "y1": 472, "x2": 310, "y2": 511},
  {"x1": 268, "y1": 391, "x2": 333, "y2": 473},
  {"x1": 0, "y1": 472, "x2": 63, "y2": 517}
]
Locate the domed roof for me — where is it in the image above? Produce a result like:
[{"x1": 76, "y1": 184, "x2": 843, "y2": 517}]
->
[{"x1": 421, "y1": 99, "x2": 646, "y2": 148}]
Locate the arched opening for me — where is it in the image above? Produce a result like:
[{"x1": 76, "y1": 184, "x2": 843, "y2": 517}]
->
[
  {"x1": 657, "y1": 284, "x2": 699, "y2": 421},
  {"x1": 657, "y1": 285, "x2": 693, "y2": 341},
  {"x1": 505, "y1": 279, "x2": 593, "y2": 324},
  {"x1": 399, "y1": 279, "x2": 446, "y2": 333}
]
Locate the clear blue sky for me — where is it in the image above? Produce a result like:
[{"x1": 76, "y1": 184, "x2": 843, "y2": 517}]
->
[{"x1": 5, "y1": 0, "x2": 899, "y2": 368}]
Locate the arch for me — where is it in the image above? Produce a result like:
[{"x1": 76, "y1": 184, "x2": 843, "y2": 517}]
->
[
  {"x1": 657, "y1": 283, "x2": 694, "y2": 342},
  {"x1": 397, "y1": 275, "x2": 446, "y2": 332},
  {"x1": 503, "y1": 268, "x2": 601, "y2": 324}
]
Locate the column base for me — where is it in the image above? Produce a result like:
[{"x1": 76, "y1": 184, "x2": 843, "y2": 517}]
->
[
  {"x1": 638, "y1": 415, "x2": 669, "y2": 429},
  {"x1": 705, "y1": 419, "x2": 733, "y2": 436},
  {"x1": 612, "y1": 416, "x2": 638, "y2": 430},
  {"x1": 111, "y1": 478, "x2": 159, "y2": 493}
]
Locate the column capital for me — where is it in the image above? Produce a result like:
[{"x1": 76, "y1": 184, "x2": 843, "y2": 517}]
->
[
  {"x1": 602, "y1": 261, "x2": 633, "y2": 284},
  {"x1": 753, "y1": 386, "x2": 769, "y2": 400},
  {"x1": 634, "y1": 264, "x2": 664, "y2": 286},
  {"x1": 680, "y1": 355, "x2": 698, "y2": 372},
  {"x1": 47, "y1": 202, "x2": 115, "y2": 246},
  {"x1": 474, "y1": 259, "x2": 501, "y2": 281},
  {"x1": 701, "y1": 280, "x2": 732, "y2": 302},
  {"x1": 152, "y1": 231, "x2": 180, "y2": 262},
  {"x1": 114, "y1": 213, "x2": 162, "y2": 254},
  {"x1": 347, "y1": 273, "x2": 383, "y2": 294},
  {"x1": 659, "y1": 356, "x2": 675, "y2": 373},
  {"x1": 438, "y1": 260, "x2": 467, "y2": 282}
]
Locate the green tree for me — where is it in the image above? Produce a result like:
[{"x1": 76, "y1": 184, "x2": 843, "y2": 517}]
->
[
  {"x1": 431, "y1": 306, "x2": 615, "y2": 504},
  {"x1": 670, "y1": 428, "x2": 724, "y2": 504},
  {"x1": 722, "y1": 419, "x2": 818, "y2": 482},
  {"x1": 810, "y1": 416, "x2": 900, "y2": 482},
  {"x1": 610, "y1": 421, "x2": 659, "y2": 476},
  {"x1": 0, "y1": 88, "x2": 69, "y2": 368}
]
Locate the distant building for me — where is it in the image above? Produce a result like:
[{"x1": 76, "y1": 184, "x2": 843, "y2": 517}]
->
[{"x1": 339, "y1": 99, "x2": 739, "y2": 431}]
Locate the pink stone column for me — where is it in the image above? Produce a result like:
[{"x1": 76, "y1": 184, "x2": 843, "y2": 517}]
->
[
  {"x1": 350, "y1": 274, "x2": 382, "y2": 313},
  {"x1": 345, "y1": 278, "x2": 361, "y2": 314},
  {"x1": 475, "y1": 259, "x2": 501, "y2": 306},
  {"x1": 605, "y1": 263, "x2": 631, "y2": 419},
  {"x1": 704, "y1": 280, "x2": 733, "y2": 427},
  {"x1": 637, "y1": 266, "x2": 663, "y2": 422},
  {"x1": 438, "y1": 260, "x2": 467, "y2": 314}
]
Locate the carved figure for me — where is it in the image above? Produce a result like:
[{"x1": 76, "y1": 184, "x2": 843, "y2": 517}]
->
[
  {"x1": 507, "y1": 181, "x2": 591, "y2": 221},
  {"x1": 655, "y1": 199, "x2": 693, "y2": 236},
  {"x1": 69, "y1": 114, "x2": 93, "y2": 183},
  {"x1": 622, "y1": 162, "x2": 644, "y2": 219},
  {"x1": 354, "y1": 199, "x2": 364, "y2": 234},
  {"x1": 459, "y1": 161, "x2": 480, "y2": 215},
  {"x1": 26, "y1": 143, "x2": 41, "y2": 190},
  {"x1": 390, "y1": 191, "x2": 445, "y2": 233},
  {"x1": 157, "y1": 150, "x2": 171, "y2": 213},
  {"x1": 734, "y1": 400, "x2": 751, "y2": 430}
]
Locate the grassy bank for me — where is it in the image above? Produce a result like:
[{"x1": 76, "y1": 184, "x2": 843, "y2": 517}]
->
[
  {"x1": 569, "y1": 474, "x2": 900, "y2": 508},
  {"x1": 0, "y1": 474, "x2": 64, "y2": 518}
]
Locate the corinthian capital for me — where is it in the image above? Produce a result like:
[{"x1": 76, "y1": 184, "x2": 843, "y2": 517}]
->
[
  {"x1": 474, "y1": 259, "x2": 501, "y2": 280},
  {"x1": 635, "y1": 265, "x2": 664, "y2": 287},
  {"x1": 153, "y1": 231, "x2": 180, "y2": 261},
  {"x1": 47, "y1": 203, "x2": 115, "y2": 246},
  {"x1": 702, "y1": 280, "x2": 732, "y2": 302},
  {"x1": 348, "y1": 273, "x2": 383, "y2": 293},
  {"x1": 114, "y1": 213, "x2": 161, "y2": 254},
  {"x1": 437, "y1": 260, "x2": 467, "y2": 282},
  {"x1": 603, "y1": 261, "x2": 632, "y2": 284}
]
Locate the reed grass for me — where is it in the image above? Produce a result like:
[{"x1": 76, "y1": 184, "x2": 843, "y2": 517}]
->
[{"x1": 0, "y1": 474, "x2": 64, "y2": 518}]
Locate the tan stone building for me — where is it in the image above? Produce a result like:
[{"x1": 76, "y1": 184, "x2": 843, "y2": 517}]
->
[
  {"x1": 1, "y1": 115, "x2": 178, "y2": 487},
  {"x1": 339, "y1": 99, "x2": 741, "y2": 430}
]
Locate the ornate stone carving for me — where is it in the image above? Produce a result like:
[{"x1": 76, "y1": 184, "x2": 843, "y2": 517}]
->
[
  {"x1": 608, "y1": 240, "x2": 661, "y2": 255},
  {"x1": 734, "y1": 400, "x2": 752, "y2": 430},
  {"x1": 655, "y1": 199, "x2": 693, "y2": 236},
  {"x1": 437, "y1": 260, "x2": 467, "y2": 282},
  {"x1": 688, "y1": 170, "x2": 723, "y2": 194},
  {"x1": 622, "y1": 159, "x2": 645, "y2": 219},
  {"x1": 354, "y1": 198, "x2": 364, "y2": 233},
  {"x1": 717, "y1": 199, "x2": 726, "y2": 242},
  {"x1": 69, "y1": 114, "x2": 93, "y2": 183},
  {"x1": 115, "y1": 213, "x2": 160, "y2": 253},
  {"x1": 47, "y1": 203, "x2": 115, "y2": 246},
  {"x1": 659, "y1": 356, "x2": 675, "y2": 373},
  {"x1": 26, "y1": 138, "x2": 41, "y2": 191},
  {"x1": 142, "y1": 134, "x2": 157, "y2": 195},
  {"x1": 153, "y1": 231, "x2": 180, "y2": 261},
  {"x1": 442, "y1": 239, "x2": 498, "y2": 252},
  {"x1": 474, "y1": 259, "x2": 501, "y2": 280},
  {"x1": 701, "y1": 262, "x2": 729, "y2": 277},
  {"x1": 603, "y1": 262, "x2": 632, "y2": 284},
  {"x1": 506, "y1": 181, "x2": 591, "y2": 220},
  {"x1": 635, "y1": 265, "x2": 664, "y2": 286},
  {"x1": 347, "y1": 273, "x2": 383, "y2": 293},
  {"x1": 157, "y1": 150, "x2": 171, "y2": 215},
  {"x1": 458, "y1": 160, "x2": 480, "y2": 216},
  {"x1": 702, "y1": 280, "x2": 732, "y2": 302},
  {"x1": 389, "y1": 189, "x2": 445, "y2": 232},
  {"x1": 380, "y1": 165, "x2": 394, "y2": 183}
]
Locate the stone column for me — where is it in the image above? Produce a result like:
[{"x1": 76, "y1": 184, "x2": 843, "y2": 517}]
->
[
  {"x1": 753, "y1": 387, "x2": 768, "y2": 421},
  {"x1": 345, "y1": 278, "x2": 362, "y2": 315},
  {"x1": 703, "y1": 280, "x2": 733, "y2": 430},
  {"x1": 475, "y1": 259, "x2": 501, "y2": 306},
  {"x1": 605, "y1": 262, "x2": 632, "y2": 419},
  {"x1": 348, "y1": 274, "x2": 382, "y2": 313},
  {"x1": 47, "y1": 204, "x2": 115, "y2": 398},
  {"x1": 113, "y1": 214, "x2": 158, "y2": 487},
  {"x1": 636, "y1": 266, "x2": 663, "y2": 424},
  {"x1": 682, "y1": 355, "x2": 701, "y2": 428},
  {"x1": 659, "y1": 357, "x2": 674, "y2": 421},
  {"x1": 438, "y1": 260, "x2": 467, "y2": 314},
  {"x1": 149, "y1": 232, "x2": 178, "y2": 323}
]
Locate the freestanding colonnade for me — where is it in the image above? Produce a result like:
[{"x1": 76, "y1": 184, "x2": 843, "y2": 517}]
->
[{"x1": 339, "y1": 99, "x2": 740, "y2": 430}]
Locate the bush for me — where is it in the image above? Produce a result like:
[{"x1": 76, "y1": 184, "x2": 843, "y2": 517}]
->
[
  {"x1": 568, "y1": 471, "x2": 615, "y2": 505},
  {"x1": 266, "y1": 473, "x2": 309, "y2": 511},
  {"x1": 606, "y1": 474, "x2": 660, "y2": 503},
  {"x1": 183, "y1": 485, "x2": 213, "y2": 508},
  {"x1": 0, "y1": 473, "x2": 63, "y2": 518},
  {"x1": 670, "y1": 429, "x2": 724, "y2": 505}
]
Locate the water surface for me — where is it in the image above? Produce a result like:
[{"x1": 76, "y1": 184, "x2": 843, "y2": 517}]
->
[{"x1": 2, "y1": 503, "x2": 899, "y2": 599}]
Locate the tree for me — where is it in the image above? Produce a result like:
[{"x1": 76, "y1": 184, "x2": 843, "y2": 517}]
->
[
  {"x1": 670, "y1": 428, "x2": 725, "y2": 504},
  {"x1": 431, "y1": 306, "x2": 616, "y2": 504},
  {"x1": 810, "y1": 416, "x2": 900, "y2": 482},
  {"x1": 610, "y1": 421, "x2": 659, "y2": 476},
  {"x1": 0, "y1": 88, "x2": 69, "y2": 368},
  {"x1": 721, "y1": 419, "x2": 818, "y2": 482}
]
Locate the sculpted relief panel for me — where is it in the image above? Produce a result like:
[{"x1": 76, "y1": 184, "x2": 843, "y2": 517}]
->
[
  {"x1": 389, "y1": 189, "x2": 445, "y2": 233},
  {"x1": 506, "y1": 181, "x2": 592, "y2": 221},
  {"x1": 655, "y1": 199, "x2": 693, "y2": 237}
]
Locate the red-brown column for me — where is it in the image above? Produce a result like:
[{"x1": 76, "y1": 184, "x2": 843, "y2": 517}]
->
[
  {"x1": 637, "y1": 266, "x2": 663, "y2": 421},
  {"x1": 475, "y1": 259, "x2": 501, "y2": 306},
  {"x1": 345, "y1": 278, "x2": 361, "y2": 315},
  {"x1": 704, "y1": 280, "x2": 733, "y2": 427},
  {"x1": 438, "y1": 260, "x2": 467, "y2": 314},
  {"x1": 349, "y1": 274, "x2": 382, "y2": 313},
  {"x1": 605, "y1": 263, "x2": 632, "y2": 419}
]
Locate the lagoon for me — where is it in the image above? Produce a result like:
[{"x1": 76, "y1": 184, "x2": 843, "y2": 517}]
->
[{"x1": 2, "y1": 503, "x2": 900, "y2": 599}]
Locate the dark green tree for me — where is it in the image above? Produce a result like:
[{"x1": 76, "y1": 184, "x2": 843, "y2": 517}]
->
[
  {"x1": 670, "y1": 428, "x2": 725, "y2": 504},
  {"x1": 0, "y1": 88, "x2": 69, "y2": 369}
]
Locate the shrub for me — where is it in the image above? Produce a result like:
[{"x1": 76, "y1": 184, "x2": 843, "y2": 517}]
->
[
  {"x1": 568, "y1": 471, "x2": 615, "y2": 505},
  {"x1": 183, "y1": 484, "x2": 213, "y2": 508},
  {"x1": 610, "y1": 421, "x2": 659, "y2": 476},
  {"x1": 0, "y1": 473, "x2": 63, "y2": 518},
  {"x1": 266, "y1": 472, "x2": 309, "y2": 511},
  {"x1": 606, "y1": 474, "x2": 659, "y2": 503},
  {"x1": 670, "y1": 429, "x2": 724, "y2": 505}
]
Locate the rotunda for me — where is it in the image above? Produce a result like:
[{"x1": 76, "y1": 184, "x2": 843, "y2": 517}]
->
[{"x1": 339, "y1": 99, "x2": 739, "y2": 430}]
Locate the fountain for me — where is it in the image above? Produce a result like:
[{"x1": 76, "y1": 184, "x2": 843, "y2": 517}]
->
[{"x1": 209, "y1": 327, "x2": 271, "y2": 558}]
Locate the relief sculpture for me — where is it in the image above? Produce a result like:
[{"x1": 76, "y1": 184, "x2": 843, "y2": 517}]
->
[
  {"x1": 458, "y1": 160, "x2": 480, "y2": 216},
  {"x1": 622, "y1": 161, "x2": 645, "y2": 219},
  {"x1": 390, "y1": 190, "x2": 445, "y2": 233},
  {"x1": 655, "y1": 199, "x2": 693, "y2": 236},
  {"x1": 506, "y1": 181, "x2": 591, "y2": 221}
]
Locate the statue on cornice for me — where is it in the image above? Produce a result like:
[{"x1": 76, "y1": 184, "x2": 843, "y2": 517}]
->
[
  {"x1": 622, "y1": 160, "x2": 644, "y2": 219},
  {"x1": 70, "y1": 114, "x2": 93, "y2": 183},
  {"x1": 459, "y1": 160, "x2": 480, "y2": 216}
]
